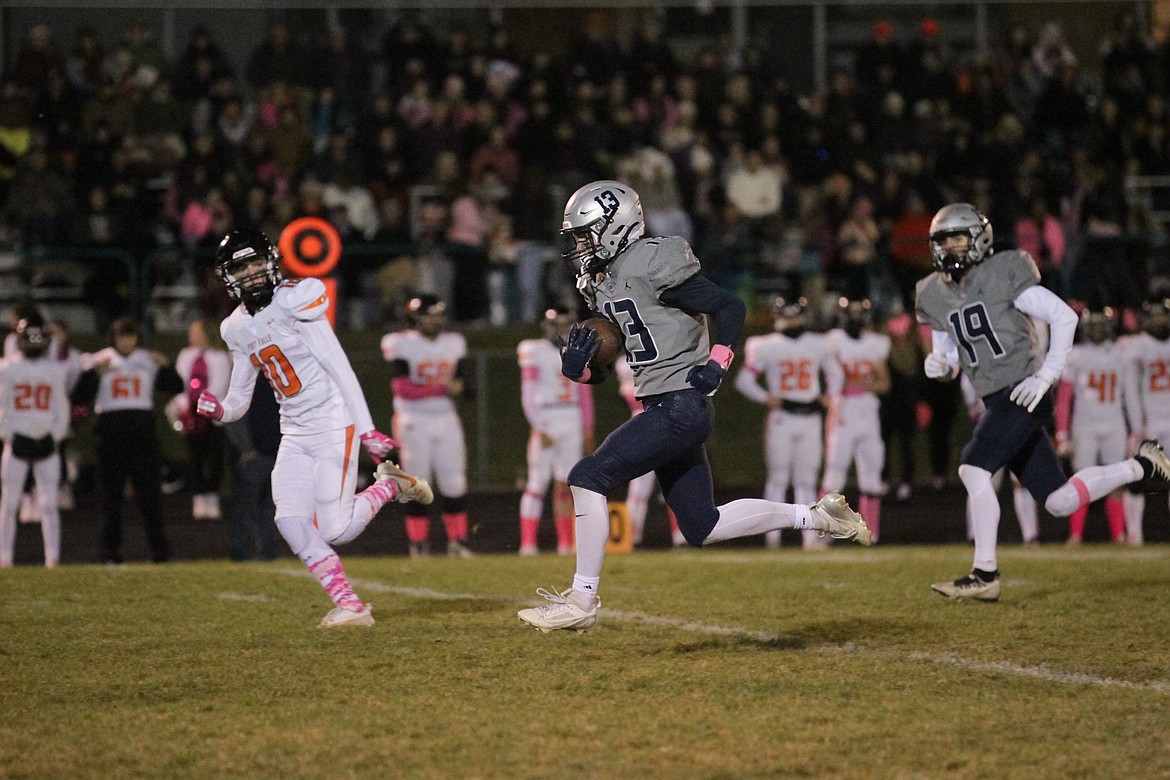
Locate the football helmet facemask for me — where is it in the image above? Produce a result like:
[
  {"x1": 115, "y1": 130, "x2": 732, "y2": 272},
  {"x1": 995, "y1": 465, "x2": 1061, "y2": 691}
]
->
[
  {"x1": 929, "y1": 203, "x2": 994, "y2": 280},
  {"x1": 15, "y1": 314, "x2": 49, "y2": 359},
  {"x1": 215, "y1": 229, "x2": 283, "y2": 310},
  {"x1": 838, "y1": 297, "x2": 873, "y2": 339},
  {"x1": 559, "y1": 180, "x2": 645, "y2": 284},
  {"x1": 1080, "y1": 307, "x2": 1117, "y2": 345},
  {"x1": 773, "y1": 296, "x2": 808, "y2": 337}
]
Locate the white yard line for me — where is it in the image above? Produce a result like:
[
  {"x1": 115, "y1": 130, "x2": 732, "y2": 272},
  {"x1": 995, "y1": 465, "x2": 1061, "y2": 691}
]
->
[{"x1": 274, "y1": 567, "x2": 1170, "y2": 694}]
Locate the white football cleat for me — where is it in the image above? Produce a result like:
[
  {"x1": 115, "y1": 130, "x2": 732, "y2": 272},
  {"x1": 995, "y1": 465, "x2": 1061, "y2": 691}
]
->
[
  {"x1": 517, "y1": 588, "x2": 599, "y2": 633},
  {"x1": 810, "y1": 493, "x2": 873, "y2": 546},
  {"x1": 374, "y1": 460, "x2": 434, "y2": 505},
  {"x1": 931, "y1": 572, "x2": 1001, "y2": 602},
  {"x1": 447, "y1": 540, "x2": 475, "y2": 559},
  {"x1": 1133, "y1": 439, "x2": 1170, "y2": 491},
  {"x1": 319, "y1": 603, "x2": 375, "y2": 628}
]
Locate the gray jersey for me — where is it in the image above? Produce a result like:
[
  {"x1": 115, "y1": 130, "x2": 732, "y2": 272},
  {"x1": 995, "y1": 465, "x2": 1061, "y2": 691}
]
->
[
  {"x1": 583, "y1": 235, "x2": 708, "y2": 397},
  {"x1": 915, "y1": 249, "x2": 1044, "y2": 397}
]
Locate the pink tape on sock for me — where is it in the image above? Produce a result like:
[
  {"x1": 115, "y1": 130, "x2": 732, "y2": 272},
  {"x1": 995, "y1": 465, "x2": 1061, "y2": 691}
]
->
[{"x1": 309, "y1": 554, "x2": 362, "y2": 610}]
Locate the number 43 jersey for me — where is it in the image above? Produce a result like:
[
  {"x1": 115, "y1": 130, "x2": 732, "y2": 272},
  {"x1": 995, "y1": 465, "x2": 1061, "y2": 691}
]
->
[
  {"x1": 584, "y1": 235, "x2": 708, "y2": 398},
  {"x1": 220, "y1": 277, "x2": 353, "y2": 435},
  {"x1": 915, "y1": 249, "x2": 1045, "y2": 398}
]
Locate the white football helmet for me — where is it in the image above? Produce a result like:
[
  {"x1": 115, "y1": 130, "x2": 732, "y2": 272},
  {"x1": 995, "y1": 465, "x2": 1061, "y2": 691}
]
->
[
  {"x1": 929, "y1": 203, "x2": 993, "y2": 280},
  {"x1": 559, "y1": 180, "x2": 645, "y2": 281}
]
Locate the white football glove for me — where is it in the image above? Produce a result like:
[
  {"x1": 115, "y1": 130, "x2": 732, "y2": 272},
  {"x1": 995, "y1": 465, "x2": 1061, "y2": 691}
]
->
[
  {"x1": 1009, "y1": 373, "x2": 1054, "y2": 413},
  {"x1": 924, "y1": 351, "x2": 955, "y2": 380}
]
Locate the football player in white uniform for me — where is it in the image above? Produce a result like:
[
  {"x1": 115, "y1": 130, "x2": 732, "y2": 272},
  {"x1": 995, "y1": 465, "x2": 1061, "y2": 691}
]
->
[
  {"x1": 1054, "y1": 308, "x2": 1142, "y2": 544},
  {"x1": 821, "y1": 298, "x2": 890, "y2": 542},
  {"x1": 0, "y1": 315, "x2": 70, "y2": 568},
  {"x1": 735, "y1": 297, "x2": 845, "y2": 549},
  {"x1": 614, "y1": 355, "x2": 685, "y2": 547},
  {"x1": 196, "y1": 229, "x2": 432, "y2": 628},
  {"x1": 1123, "y1": 299, "x2": 1170, "y2": 544},
  {"x1": 517, "y1": 307, "x2": 595, "y2": 555},
  {"x1": 381, "y1": 294, "x2": 473, "y2": 559}
]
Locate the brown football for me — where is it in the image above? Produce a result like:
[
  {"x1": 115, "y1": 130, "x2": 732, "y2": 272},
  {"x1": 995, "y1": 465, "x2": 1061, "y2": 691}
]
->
[{"x1": 582, "y1": 317, "x2": 623, "y2": 368}]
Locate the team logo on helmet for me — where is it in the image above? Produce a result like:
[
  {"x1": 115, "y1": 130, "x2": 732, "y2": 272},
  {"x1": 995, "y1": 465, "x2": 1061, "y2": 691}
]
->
[{"x1": 559, "y1": 180, "x2": 646, "y2": 285}]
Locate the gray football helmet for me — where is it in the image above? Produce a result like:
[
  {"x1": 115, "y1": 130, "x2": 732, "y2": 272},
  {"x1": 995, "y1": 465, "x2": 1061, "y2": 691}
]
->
[
  {"x1": 929, "y1": 203, "x2": 994, "y2": 280},
  {"x1": 559, "y1": 180, "x2": 645, "y2": 281}
]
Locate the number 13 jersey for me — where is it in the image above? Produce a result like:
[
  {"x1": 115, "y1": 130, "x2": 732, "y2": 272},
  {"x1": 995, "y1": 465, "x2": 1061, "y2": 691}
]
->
[
  {"x1": 915, "y1": 249, "x2": 1045, "y2": 398},
  {"x1": 220, "y1": 278, "x2": 353, "y2": 435}
]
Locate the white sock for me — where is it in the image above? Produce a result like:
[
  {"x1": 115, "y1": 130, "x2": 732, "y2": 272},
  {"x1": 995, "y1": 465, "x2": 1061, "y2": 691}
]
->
[
  {"x1": 703, "y1": 499, "x2": 812, "y2": 545},
  {"x1": 570, "y1": 486, "x2": 609, "y2": 596},
  {"x1": 960, "y1": 465, "x2": 1000, "y2": 572},
  {"x1": 1045, "y1": 460, "x2": 1143, "y2": 516},
  {"x1": 1013, "y1": 486, "x2": 1038, "y2": 543},
  {"x1": 1124, "y1": 492, "x2": 1145, "y2": 544}
]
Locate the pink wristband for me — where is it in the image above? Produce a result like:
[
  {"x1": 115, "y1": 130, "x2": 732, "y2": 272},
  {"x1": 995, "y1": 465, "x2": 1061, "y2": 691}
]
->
[{"x1": 709, "y1": 345, "x2": 734, "y2": 371}]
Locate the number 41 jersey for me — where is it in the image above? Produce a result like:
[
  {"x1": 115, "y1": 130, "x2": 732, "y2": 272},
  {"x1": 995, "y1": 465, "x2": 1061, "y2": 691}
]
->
[
  {"x1": 220, "y1": 277, "x2": 351, "y2": 434},
  {"x1": 915, "y1": 249, "x2": 1045, "y2": 398}
]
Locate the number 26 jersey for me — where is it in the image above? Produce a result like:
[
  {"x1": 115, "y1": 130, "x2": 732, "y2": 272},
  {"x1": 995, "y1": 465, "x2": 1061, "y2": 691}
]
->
[{"x1": 915, "y1": 249, "x2": 1045, "y2": 398}]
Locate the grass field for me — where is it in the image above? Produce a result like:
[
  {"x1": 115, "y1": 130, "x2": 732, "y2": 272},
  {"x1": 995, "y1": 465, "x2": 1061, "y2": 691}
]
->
[{"x1": 4, "y1": 546, "x2": 1170, "y2": 779}]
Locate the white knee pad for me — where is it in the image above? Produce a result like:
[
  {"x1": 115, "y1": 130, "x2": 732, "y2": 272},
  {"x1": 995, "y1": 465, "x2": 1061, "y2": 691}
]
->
[
  {"x1": 1044, "y1": 484, "x2": 1080, "y2": 518},
  {"x1": 275, "y1": 516, "x2": 332, "y2": 567}
]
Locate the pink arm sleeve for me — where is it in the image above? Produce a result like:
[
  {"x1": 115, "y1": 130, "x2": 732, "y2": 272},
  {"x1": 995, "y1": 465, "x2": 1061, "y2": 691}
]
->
[
  {"x1": 579, "y1": 382, "x2": 595, "y2": 434},
  {"x1": 1055, "y1": 379, "x2": 1073, "y2": 435}
]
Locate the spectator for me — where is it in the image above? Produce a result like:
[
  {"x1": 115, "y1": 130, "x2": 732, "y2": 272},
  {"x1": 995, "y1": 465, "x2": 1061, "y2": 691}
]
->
[
  {"x1": 245, "y1": 22, "x2": 305, "y2": 90},
  {"x1": 1015, "y1": 195, "x2": 1066, "y2": 294},
  {"x1": 171, "y1": 318, "x2": 231, "y2": 521}
]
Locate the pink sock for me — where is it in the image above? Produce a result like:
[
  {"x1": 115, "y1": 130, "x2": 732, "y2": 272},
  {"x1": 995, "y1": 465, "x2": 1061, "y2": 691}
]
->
[
  {"x1": 1105, "y1": 498, "x2": 1125, "y2": 542},
  {"x1": 405, "y1": 516, "x2": 430, "y2": 544},
  {"x1": 859, "y1": 493, "x2": 881, "y2": 542},
  {"x1": 520, "y1": 516, "x2": 539, "y2": 548},
  {"x1": 308, "y1": 554, "x2": 363, "y2": 610},
  {"x1": 554, "y1": 515, "x2": 573, "y2": 549},
  {"x1": 442, "y1": 512, "x2": 468, "y2": 542},
  {"x1": 359, "y1": 480, "x2": 398, "y2": 514},
  {"x1": 1069, "y1": 506, "x2": 1088, "y2": 540}
]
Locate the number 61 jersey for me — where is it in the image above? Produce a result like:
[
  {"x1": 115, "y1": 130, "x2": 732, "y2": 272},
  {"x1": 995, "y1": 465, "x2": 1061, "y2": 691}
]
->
[
  {"x1": 220, "y1": 277, "x2": 351, "y2": 434},
  {"x1": 915, "y1": 248, "x2": 1045, "y2": 398}
]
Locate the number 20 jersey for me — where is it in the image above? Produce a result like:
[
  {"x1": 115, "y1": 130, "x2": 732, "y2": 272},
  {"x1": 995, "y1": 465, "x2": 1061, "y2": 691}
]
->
[
  {"x1": 583, "y1": 235, "x2": 708, "y2": 398},
  {"x1": 220, "y1": 278, "x2": 351, "y2": 434},
  {"x1": 915, "y1": 249, "x2": 1045, "y2": 398}
]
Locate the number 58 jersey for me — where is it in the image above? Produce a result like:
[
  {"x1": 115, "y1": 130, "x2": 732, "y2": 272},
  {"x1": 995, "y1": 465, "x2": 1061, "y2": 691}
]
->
[
  {"x1": 915, "y1": 249, "x2": 1045, "y2": 398},
  {"x1": 220, "y1": 278, "x2": 352, "y2": 434}
]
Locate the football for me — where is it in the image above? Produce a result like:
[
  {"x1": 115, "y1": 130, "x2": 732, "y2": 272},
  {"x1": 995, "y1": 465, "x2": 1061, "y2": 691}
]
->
[{"x1": 582, "y1": 317, "x2": 623, "y2": 368}]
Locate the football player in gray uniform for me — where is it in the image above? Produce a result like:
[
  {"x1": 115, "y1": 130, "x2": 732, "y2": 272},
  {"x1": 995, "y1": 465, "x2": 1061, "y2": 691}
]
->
[
  {"x1": 916, "y1": 203, "x2": 1170, "y2": 601},
  {"x1": 517, "y1": 180, "x2": 873, "y2": 632}
]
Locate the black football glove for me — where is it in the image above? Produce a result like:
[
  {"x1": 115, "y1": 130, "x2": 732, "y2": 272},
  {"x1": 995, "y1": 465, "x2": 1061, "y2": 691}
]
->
[
  {"x1": 686, "y1": 360, "x2": 727, "y2": 396},
  {"x1": 559, "y1": 323, "x2": 600, "y2": 380}
]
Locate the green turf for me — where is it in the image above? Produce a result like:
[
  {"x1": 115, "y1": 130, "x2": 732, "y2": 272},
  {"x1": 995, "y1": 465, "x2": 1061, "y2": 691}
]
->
[{"x1": 3, "y1": 546, "x2": 1169, "y2": 778}]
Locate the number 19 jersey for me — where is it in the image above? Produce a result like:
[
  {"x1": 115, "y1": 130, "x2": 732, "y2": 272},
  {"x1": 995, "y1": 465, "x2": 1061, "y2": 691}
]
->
[{"x1": 915, "y1": 249, "x2": 1044, "y2": 398}]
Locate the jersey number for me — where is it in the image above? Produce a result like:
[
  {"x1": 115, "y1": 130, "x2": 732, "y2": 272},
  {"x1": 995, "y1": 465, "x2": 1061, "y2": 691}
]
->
[
  {"x1": 602, "y1": 299, "x2": 658, "y2": 364},
  {"x1": 1087, "y1": 371, "x2": 1118, "y2": 403},
  {"x1": 251, "y1": 345, "x2": 303, "y2": 399},
  {"x1": 948, "y1": 303, "x2": 1005, "y2": 365},
  {"x1": 1149, "y1": 360, "x2": 1170, "y2": 393},
  {"x1": 14, "y1": 383, "x2": 52, "y2": 411},
  {"x1": 111, "y1": 376, "x2": 142, "y2": 399},
  {"x1": 780, "y1": 359, "x2": 814, "y2": 391}
]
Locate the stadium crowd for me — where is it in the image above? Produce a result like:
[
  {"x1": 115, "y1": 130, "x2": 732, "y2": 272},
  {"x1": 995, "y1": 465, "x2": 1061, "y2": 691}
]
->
[{"x1": 2, "y1": 10, "x2": 1170, "y2": 565}]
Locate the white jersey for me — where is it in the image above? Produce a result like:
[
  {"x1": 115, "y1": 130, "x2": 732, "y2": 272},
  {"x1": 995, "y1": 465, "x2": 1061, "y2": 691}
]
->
[
  {"x1": 518, "y1": 337, "x2": 586, "y2": 433},
  {"x1": 381, "y1": 329, "x2": 466, "y2": 417},
  {"x1": 1062, "y1": 341, "x2": 1140, "y2": 432},
  {"x1": 220, "y1": 278, "x2": 372, "y2": 435},
  {"x1": 1126, "y1": 332, "x2": 1170, "y2": 427},
  {"x1": 175, "y1": 346, "x2": 232, "y2": 399},
  {"x1": 0, "y1": 354, "x2": 70, "y2": 441},
  {"x1": 85, "y1": 347, "x2": 161, "y2": 414},
  {"x1": 739, "y1": 331, "x2": 840, "y2": 403},
  {"x1": 828, "y1": 329, "x2": 890, "y2": 413}
]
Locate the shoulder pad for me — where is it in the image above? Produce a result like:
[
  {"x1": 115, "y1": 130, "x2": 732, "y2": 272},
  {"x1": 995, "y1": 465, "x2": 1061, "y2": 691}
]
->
[{"x1": 276, "y1": 278, "x2": 330, "y2": 321}]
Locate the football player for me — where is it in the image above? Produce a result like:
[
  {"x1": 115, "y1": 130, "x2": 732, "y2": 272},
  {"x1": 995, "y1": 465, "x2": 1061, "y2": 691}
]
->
[
  {"x1": 518, "y1": 180, "x2": 871, "y2": 632},
  {"x1": 916, "y1": 203, "x2": 1170, "y2": 601},
  {"x1": 735, "y1": 296, "x2": 845, "y2": 549},
  {"x1": 1119, "y1": 299, "x2": 1170, "y2": 545},
  {"x1": 516, "y1": 307, "x2": 595, "y2": 555},
  {"x1": 381, "y1": 294, "x2": 473, "y2": 559},
  {"x1": 0, "y1": 314, "x2": 70, "y2": 568},
  {"x1": 1055, "y1": 308, "x2": 1142, "y2": 544},
  {"x1": 615, "y1": 355, "x2": 684, "y2": 548},
  {"x1": 821, "y1": 298, "x2": 891, "y2": 543},
  {"x1": 197, "y1": 229, "x2": 433, "y2": 628}
]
